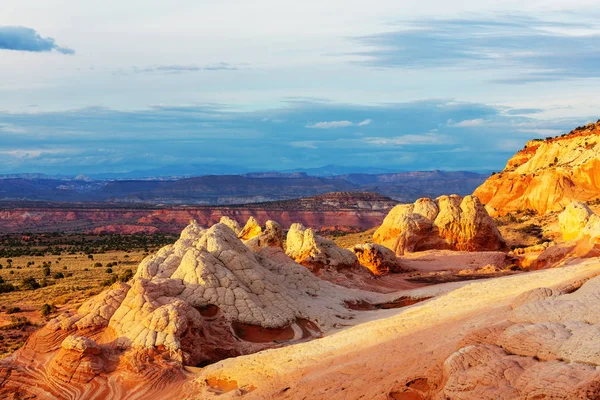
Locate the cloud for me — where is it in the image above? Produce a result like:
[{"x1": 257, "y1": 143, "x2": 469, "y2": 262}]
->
[
  {"x1": 0, "y1": 99, "x2": 591, "y2": 175},
  {"x1": 306, "y1": 118, "x2": 372, "y2": 129},
  {"x1": 131, "y1": 62, "x2": 242, "y2": 74},
  {"x1": 351, "y1": 15, "x2": 600, "y2": 83},
  {"x1": 364, "y1": 133, "x2": 451, "y2": 146},
  {"x1": 290, "y1": 141, "x2": 318, "y2": 149},
  {"x1": 0, "y1": 26, "x2": 74, "y2": 54},
  {"x1": 447, "y1": 118, "x2": 485, "y2": 127},
  {"x1": 516, "y1": 128, "x2": 564, "y2": 136},
  {"x1": 0, "y1": 123, "x2": 27, "y2": 134}
]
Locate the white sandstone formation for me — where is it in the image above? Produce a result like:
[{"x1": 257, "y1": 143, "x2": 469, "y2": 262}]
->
[
  {"x1": 286, "y1": 223, "x2": 361, "y2": 272},
  {"x1": 373, "y1": 195, "x2": 506, "y2": 255}
]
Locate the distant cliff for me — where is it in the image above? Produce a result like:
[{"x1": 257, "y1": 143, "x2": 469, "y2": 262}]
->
[{"x1": 0, "y1": 192, "x2": 398, "y2": 234}]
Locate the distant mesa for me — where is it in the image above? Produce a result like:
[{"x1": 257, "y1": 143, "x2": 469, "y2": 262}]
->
[
  {"x1": 475, "y1": 120, "x2": 600, "y2": 216},
  {"x1": 0, "y1": 170, "x2": 487, "y2": 205}
]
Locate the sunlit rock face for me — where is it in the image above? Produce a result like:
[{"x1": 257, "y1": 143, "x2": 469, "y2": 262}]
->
[
  {"x1": 557, "y1": 201, "x2": 600, "y2": 245},
  {"x1": 0, "y1": 221, "x2": 382, "y2": 399},
  {"x1": 285, "y1": 223, "x2": 362, "y2": 273},
  {"x1": 219, "y1": 216, "x2": 241, "y2": 235},
  {"x1": 559, "y1": 201, "x2": 595, "y2": 241},
  {"x1": 237, "y1": 216, "x2": 262, "y2": 240},
  {"x1": 525, "y1": 201, "x2": 600, "y2": 269},
  {"x1": 373, "y1": 195, "x2": 506, "y2": 255},
  {"x1": 475, "y1": 121, "x2": 600, "y2": 216},
  {"x1": 243, "y1": 220, "x2": 284, "y2": 251},
  {"x1": 349, "y1": 243, "x2": 408, "y2": 275}
]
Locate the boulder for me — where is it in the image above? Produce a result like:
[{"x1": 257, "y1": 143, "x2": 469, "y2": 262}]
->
[
  {"x1": 238, "y1": 216, "x2": 262, "y2": 240},
  {"x1": 373, "y1": 195, "x2": 506, "y2": 255},
  {"x1": 244, "y1": 220, "x2": 284, "y2": 251},
  {"x1": 286, "y1": 223, "x2": 361, "y2": 272},
  {"x1": 219, "y1": 216, "x2": 242, "y2": 235},
  {"x1": 349, "y1": 243, "x2": 407, "y2": 275},
  {"x1": 558, "y1": 201, "x2": 594, "y2": 241}
]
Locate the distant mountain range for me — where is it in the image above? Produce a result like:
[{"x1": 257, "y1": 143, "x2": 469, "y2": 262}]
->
[{"x1": 0, "y1": 170, "x2": 488, "y2": 205}]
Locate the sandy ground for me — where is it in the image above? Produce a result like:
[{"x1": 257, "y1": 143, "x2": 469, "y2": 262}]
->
[{"x1": 186, "y1": 257, "x2": 600, "y2": 399}]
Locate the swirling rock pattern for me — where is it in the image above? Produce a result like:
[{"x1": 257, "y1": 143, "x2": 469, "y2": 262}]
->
[{"x1": 0, "y1": 220, "x2": 389, "y2": 399}]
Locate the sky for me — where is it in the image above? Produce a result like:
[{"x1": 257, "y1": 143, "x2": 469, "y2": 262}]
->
[{"x1": 1, "y1": 1, "x2": 600, "y2": 176}]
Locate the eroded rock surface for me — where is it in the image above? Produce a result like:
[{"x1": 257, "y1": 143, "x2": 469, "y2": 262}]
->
[
  {"x1": 524, "y1": 202, "x2": 600, "y2": 269},
  {"x1": 373, "y1": 195, "x2": 506, "y2": 255},
  {"x1": 0, "y1": 220, "x2": 388, "y2": 399},
  {"x1": 474, "y1": 121, "x2": 600, "y2": 216},
  {"x1": 244, "y1": 220, "x2": 284, "y2": 251},
  {"x1": 238, "y1": 216, "x2": 262, "y2": 240},
  {"x1": 439, "y1": 276, "x2": 600, "y2": 399},
  {"x1": 286, "y1": 223, "x2": 361, "y2": 273},
  {"x1": 350, "y1": 243, "x2": 408, "y2": 275},
  {"x1": 559, "y1": 201, "x2": 595, "y2": 241},
  {"x1": 219, "y1": 216, "x2": 241, "y2": 235}
]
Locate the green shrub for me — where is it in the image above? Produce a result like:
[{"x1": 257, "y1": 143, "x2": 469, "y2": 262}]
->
[
  {"x1": 105, "y1": 268, "x2": 113, "y2": 274},
  {"x1": 53, "y1": 272, "x2": 65, "y2": 279},
  {"x1": 40, "y1": 303, "x2": 56, "y2": 317},
  {"x1": 20, "y1": 277, "x2": 40, "y2": 290},
  {"x1": 102, "y1": 275, "x2": 119, "y2": 287},
  {"x1": 0, "y1": 283, "x2": 15, "y2": 293},
  {"x1": 119, "y1": 269, "x2": 134, "y2": 282},
  {"x1": 6, "y1": 307, "x2": 21, "y2": 314}
]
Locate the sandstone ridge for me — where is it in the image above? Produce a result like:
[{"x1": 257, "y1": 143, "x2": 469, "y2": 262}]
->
[{"x1": 475, "y1": 120, "x2": 600, "y2": 216}]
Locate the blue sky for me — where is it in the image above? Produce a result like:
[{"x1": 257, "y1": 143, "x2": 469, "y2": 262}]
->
[{"x1": 1, "y1": 1, "x2": 599, "y2": 175}]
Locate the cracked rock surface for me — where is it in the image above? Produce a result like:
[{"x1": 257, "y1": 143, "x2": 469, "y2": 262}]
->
[{"x1": 0, "y1": 220, "x2": 392, "y2": 399}]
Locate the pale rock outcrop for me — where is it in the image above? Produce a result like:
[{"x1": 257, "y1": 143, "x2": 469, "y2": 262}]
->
[
  {"x1": 440, "y1": 276, "x2": 600, "y2": 399},
  {"x1": 413, "y1": 197, "x2": 439, "y2": 220},
  {"x1": 49, "y1": 335, "x2": 106, "y2": 384},
  {"x1": 558, "y1": 201, "x2": 594, "y2": 241},
  {"x1": 474, "y1": 121, "x2": 600, "y2": 215},
  {"x1": 373, "y1": 195, "x2": 506, "y2": 255},
  {"x1": 526, "y1": 201, "x2": 600, "y2": 269},
  {"x1": 219, "y1": 216, "x2": 241, "y2": 235},
  {"x1": 286, "y1": 223, "x2": 361, "y2": 272},
  {"x1": 238, "y1": 216, "x2": 262, "y2": 240},
  {"x1": 244, "y1": 220, "x2": 284, "y2": 251},
  {"x1": 4, "y1": 220, "x2": 382, "y2": 388},
  {"x1": 349, "y1": 243, "x2": 407, "y2": 275}
]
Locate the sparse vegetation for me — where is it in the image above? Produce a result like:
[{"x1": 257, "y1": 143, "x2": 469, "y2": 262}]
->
[
  {"x1": 40, "y1": 303, "x2": 56, "y2": 317},
  {"x1": 20, "y1": 277, "x2": 40, "y2": 290},
  {"x1": 0, "y1": 237, "x2": 151, "y2": 358}
]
